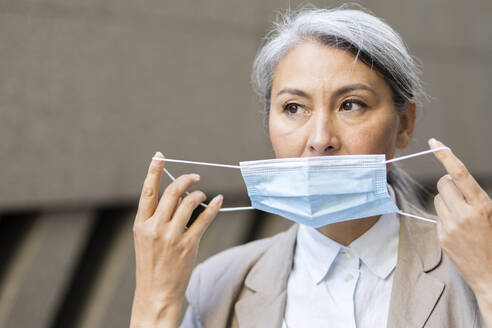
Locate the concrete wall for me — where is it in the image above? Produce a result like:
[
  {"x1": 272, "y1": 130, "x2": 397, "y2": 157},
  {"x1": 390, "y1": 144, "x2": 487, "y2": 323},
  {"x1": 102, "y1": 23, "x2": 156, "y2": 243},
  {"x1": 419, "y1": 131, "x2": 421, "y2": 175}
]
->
[{"x1": 0, "y1": 0, "x2": 490, "y2": 327}]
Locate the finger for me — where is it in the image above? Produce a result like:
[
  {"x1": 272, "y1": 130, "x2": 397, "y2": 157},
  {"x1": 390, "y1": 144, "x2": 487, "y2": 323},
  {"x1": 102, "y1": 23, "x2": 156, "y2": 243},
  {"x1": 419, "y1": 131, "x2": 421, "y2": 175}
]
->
[
  {"x1": 154, "y1": 174, "x2": 201, "y2": 222},
  {"x1": 169, "y1": 196, "x2": 183, "y2": 219},
  {"x1": 136, "y1": 152, "x2": 165, "y2": 223},
  {"x1": 434, "y1": 194, "x2": 451, "y2": 241},
  {"x1": 434, "y1": 194, "x2": 452, "y2": 223},
  {"x1": 436, "y1": 174, "x2": 467, "y2": 213},
  {"x1": 429, "y1": 138, "x2": 486, "y2": 205},
  {"x1": 169, "y1": 190, "x2": 207, "y2": 232},
  {"x1": 187, "y1": 194, "x2": 223, "y2": 238}
]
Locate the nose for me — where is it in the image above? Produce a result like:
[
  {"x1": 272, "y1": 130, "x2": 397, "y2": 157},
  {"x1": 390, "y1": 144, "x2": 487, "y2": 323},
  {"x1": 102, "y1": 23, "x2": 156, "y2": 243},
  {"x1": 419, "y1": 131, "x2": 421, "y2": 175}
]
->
[{"x1": 306, "y1": 112, "x2": 340, "y2": 155}]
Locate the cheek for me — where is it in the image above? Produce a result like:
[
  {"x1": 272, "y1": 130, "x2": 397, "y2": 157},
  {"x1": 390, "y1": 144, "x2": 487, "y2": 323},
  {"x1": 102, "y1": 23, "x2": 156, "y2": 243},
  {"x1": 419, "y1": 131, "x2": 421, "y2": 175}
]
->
[
  {"x1": 342, "y1": 114, "x2": 399, "y2": 155},
  {"x1": 269, "y1": 114, "x2": 307, "y2": 158}
]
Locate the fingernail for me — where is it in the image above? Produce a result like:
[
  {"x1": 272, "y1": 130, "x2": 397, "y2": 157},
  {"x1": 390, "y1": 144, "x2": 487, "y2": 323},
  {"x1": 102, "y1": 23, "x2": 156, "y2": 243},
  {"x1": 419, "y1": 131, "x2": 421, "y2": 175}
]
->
[
  {"x1": 152, "y1": 152, "x2": 164, "y2": 166},
  {"x1": 190, "y1": 174, "x2": 200, "y2": 181},
  {"x1": 211, "y1": 194, "x2": 223, "y2": 205},
  {"x1": 428, "y1": 138, "x2": 439, "y2": 148}
]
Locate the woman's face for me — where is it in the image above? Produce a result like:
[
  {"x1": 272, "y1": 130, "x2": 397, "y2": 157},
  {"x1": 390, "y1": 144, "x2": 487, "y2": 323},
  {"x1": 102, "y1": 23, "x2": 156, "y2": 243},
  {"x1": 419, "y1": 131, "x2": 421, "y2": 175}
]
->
[{"x1": 269, "y1": 41, "x2": 415, "y2": 160}]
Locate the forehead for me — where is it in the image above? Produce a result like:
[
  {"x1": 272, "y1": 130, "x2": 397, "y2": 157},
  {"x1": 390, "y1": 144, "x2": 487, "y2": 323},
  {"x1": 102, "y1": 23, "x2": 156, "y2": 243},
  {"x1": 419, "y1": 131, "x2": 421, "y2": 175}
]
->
[{"x1": 271, "y1": 41, "x2": 390, "y2": 94}]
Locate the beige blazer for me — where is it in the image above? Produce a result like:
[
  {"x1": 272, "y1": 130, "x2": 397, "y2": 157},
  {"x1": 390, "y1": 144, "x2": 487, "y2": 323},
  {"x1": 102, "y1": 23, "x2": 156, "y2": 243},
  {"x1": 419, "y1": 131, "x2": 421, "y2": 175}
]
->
[{"x1": 183, "y1": 191, "x2": 485, "y2": 328}]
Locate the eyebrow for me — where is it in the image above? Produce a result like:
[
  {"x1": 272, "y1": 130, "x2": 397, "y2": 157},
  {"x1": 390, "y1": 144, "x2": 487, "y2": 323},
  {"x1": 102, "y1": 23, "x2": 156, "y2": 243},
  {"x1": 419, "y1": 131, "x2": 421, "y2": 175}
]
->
[
  {"x1": 276, "y1": 87, "x2": 312, "y2": 99},
  {"x1": 275, "y1": 83, "x2": 378, "y2": 99},
  {"x1": 333, "y1": 83, "x2": 378, "y2": 98}
]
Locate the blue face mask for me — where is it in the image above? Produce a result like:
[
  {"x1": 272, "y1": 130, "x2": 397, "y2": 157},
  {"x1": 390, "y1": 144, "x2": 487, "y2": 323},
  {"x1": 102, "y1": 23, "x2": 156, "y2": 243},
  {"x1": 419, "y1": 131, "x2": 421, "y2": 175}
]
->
[
  {"x1": 154, "y1": 147, "x2": 448, "y2": 227},
  {"x1": 239, "y1": 154, "x2": 397, "y2": 227}
]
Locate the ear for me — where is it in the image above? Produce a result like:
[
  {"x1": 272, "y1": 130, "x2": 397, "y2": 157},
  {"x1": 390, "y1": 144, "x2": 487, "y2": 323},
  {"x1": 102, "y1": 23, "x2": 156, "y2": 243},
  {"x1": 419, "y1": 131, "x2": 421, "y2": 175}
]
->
[{"x1": 396, "y1": 102, "x2": 416, "y2": 149}]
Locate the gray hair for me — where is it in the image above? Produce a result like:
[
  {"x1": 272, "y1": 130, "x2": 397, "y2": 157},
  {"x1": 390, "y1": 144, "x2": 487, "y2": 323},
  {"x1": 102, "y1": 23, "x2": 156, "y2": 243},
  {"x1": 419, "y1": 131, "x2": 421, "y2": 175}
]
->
[
  {"x1": 251, "y1": 4, "x2": 425, "y2": 115},
  {"x1": 251, "y1": 5, "x2": 429, "y2": 208}
]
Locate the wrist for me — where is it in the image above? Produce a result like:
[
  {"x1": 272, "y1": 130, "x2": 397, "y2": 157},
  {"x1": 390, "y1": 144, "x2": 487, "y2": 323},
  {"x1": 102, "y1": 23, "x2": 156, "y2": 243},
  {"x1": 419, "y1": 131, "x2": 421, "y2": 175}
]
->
[{"x1": 131, "y1": 292, "x2": 182, "y2": 327}]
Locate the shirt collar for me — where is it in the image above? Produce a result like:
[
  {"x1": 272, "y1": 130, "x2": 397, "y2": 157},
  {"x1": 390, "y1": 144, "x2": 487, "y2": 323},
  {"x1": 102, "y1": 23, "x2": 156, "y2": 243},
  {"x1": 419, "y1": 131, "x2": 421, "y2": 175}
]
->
[
  {"x1": 350, "y1": 185, "x2": 400, "y2": 279},
  {"x1": 296, "y1": 224, "x2": 342, "y2": 284},
  {"x1": 350, "y1": 211, "x2": 400, "y2": 279},
  {"x1": 295, "y1": 185, "x2": 400, "y2": 283}
]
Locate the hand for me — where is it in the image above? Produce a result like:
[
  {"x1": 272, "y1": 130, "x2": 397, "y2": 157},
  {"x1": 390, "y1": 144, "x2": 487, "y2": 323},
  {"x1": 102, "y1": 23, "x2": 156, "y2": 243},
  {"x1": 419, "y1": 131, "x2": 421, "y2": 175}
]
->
[
  {"x1": 430, "y1": 138, "x2": 492, "y2": 325},
  {"x1": 130, "y1": 152, "x2": 223, "y2": 328}
]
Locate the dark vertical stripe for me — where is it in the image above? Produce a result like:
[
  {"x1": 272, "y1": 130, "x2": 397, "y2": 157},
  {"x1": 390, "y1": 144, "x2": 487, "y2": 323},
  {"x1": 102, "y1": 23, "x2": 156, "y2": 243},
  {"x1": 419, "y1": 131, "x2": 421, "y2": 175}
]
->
[
  {"x1": 0, "y1": 211, "x2": 38, "y2": 285},
  {"x1": 243, "y1": 209, "x2": 265, "y2": 243},
  {"x1": 50, "y1": 206, "x2": 135, "y2": 328}
]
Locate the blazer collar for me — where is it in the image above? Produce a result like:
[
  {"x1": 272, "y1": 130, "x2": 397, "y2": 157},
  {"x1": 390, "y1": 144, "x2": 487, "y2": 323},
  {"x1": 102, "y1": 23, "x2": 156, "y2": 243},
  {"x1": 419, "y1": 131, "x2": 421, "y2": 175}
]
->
[
  {"x1": 235, "y1": 224, "x2": 298, "y2": 328},
  {"x1": 387, "y1": 188, "x2": 444, "y2": 327}
]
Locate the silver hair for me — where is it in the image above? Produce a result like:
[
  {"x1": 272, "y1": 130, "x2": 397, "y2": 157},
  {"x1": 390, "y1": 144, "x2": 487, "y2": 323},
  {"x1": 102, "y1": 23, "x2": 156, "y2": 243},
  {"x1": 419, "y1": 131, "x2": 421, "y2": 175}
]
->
[
  {"x1": 252, "y1": 4, "x2": 425, "y2": 114},
  {"x1": 251, "y1": 4, "x2": 429, "y2": 207}
]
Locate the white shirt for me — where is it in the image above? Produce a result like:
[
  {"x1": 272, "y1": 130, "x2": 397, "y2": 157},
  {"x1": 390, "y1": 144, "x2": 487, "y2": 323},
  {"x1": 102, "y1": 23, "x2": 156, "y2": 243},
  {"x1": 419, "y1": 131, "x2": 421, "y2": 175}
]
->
[{"x1": 283, "y1": 203, "x2": 400, "y2": 327}]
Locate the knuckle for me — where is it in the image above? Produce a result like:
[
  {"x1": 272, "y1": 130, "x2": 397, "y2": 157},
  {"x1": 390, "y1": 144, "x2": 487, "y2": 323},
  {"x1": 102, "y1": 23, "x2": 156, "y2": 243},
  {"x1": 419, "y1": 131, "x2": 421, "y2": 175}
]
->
[
  {"x1": 133, "y1": 222, "x2": 141, "y2": 234},
  {"x1": 439, "y1": 235, "x2": 451, "y2": 250},
  {"x1": 142, "y1": 186, "x2": 156, "y2": 198},
  {"x1": 479, "y1": 193, "x2": 492, "y2": 207},
  {"x1": 176, "y1": 241, "x2": 190, "y2": 254},
  {"x1": 445, "y1": 224, "x2": 459, "y2": 240},
  {"x1": 436, "y1": 229, "x2": 448, "y2": 245},
  {"x1": 456, "y1": 210, "x2": 478, "y2": 231},
  {"x1": 164, "y1": 183, "x2": 182, "y2": 198},
  {"x1": 459, "y1": 215, "x2": 473, "y2": 228},
  {"x1": 183, "y1": 233, "x2": 198, "y2": 245},
  {"x1": 163, "y1": 234, "x2": 177, "y2": 246},
  {"x1": 134, "y1": 223, "x2": 159, "y2": 241},
  {"x1": 163, "y1": 231, "x2": 182, "y2": 247},
  {"x1": 182, "y1": 196, "x2": 200, "y2": 209},
  {"x1": 434, "y1": 194, "x2": 442, "y2": 205},
  {"x1": 454, "y1": 163, "x2": 468, "y2": 180},
  {"x1": 486, "y1": 201, "x2": 492, "y2": 216},
  {"x1": 141, "y1": 224, "x2": 158, "y2": 239},
  {"x1": 479, "y1": 204, "x2": 492, "y2": 220},
  {"x1": 147, "y1": 230, "x2": 160, "y2": 241},
  {"x1": 436, "y1": 224, "x2": 451, "y2": 247}
]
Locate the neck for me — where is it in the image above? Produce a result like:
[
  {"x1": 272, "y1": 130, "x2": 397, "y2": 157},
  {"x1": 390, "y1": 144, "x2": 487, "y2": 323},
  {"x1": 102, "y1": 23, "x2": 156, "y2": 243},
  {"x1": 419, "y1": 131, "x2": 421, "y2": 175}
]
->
[{"x1": 316, "y1": 215, "x2": 380, "y2": 246}]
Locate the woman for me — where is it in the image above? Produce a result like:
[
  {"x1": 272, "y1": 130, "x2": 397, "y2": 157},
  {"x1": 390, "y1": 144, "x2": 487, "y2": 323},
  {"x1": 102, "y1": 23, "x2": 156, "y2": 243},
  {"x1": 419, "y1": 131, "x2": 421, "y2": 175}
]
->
[{"x1": 130, "y1": 6, "x2": 492, "y2": 328}]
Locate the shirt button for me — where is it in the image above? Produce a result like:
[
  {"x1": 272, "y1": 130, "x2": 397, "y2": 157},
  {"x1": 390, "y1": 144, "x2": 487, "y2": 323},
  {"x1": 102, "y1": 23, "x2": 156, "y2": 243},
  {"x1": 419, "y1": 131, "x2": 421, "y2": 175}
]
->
[
  {"x1": 344, "y1": 250, "x2": 354, "y2": 259},
  {"x1": 344, "y1": 273, "x2": 354, "y2": 282}
]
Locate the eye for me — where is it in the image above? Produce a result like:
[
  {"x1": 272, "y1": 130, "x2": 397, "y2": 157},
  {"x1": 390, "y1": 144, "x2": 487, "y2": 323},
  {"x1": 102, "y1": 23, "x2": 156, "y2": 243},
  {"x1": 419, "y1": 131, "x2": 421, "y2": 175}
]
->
[
  {"x1": 340, "y1": 99, "x2": 367, "y2": 112},
  {"x1": 283, "y1": 103, "x2": 303, "y2": 115}
]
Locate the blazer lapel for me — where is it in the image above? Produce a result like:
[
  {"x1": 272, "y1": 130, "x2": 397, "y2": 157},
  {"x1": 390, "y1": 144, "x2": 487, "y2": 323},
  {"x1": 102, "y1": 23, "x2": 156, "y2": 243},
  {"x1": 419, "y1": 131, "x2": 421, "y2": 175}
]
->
[
  {"x1": 388, "y1": 193, "x2": 445, "y2": 327},
  {"x1": 235, "y1": 224, "x2": 298, "y2": 328}
]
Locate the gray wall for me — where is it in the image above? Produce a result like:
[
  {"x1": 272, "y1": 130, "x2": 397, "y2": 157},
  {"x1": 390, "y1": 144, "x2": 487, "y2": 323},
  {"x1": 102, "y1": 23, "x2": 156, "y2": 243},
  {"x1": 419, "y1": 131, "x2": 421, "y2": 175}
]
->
[{"x1": 0, "y1": 0, "x2": 490, "y2": 327}]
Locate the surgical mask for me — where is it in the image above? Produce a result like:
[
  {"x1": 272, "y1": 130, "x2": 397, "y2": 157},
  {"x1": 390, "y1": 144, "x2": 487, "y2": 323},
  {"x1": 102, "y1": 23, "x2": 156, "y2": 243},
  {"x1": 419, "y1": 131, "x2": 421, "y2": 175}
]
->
[{"x1": 153, "y1": 147, "x2": 448, "y2": 228}]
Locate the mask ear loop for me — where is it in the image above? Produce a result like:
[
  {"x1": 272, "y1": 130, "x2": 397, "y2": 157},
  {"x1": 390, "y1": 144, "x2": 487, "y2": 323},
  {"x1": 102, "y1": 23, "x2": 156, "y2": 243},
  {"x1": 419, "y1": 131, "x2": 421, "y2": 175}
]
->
[
  {"x1": 153, "y1": 145, "x2": 450, "y2": 220},
  {"x1": 383, "y1": 146, "x2": 450, "y2": 164},
  {"x1": 383, "y1": 146, "x2": 451, "y2": 224},
  {"x1": 161, "y1": 167, "x2": 254, "y2": 212}
]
